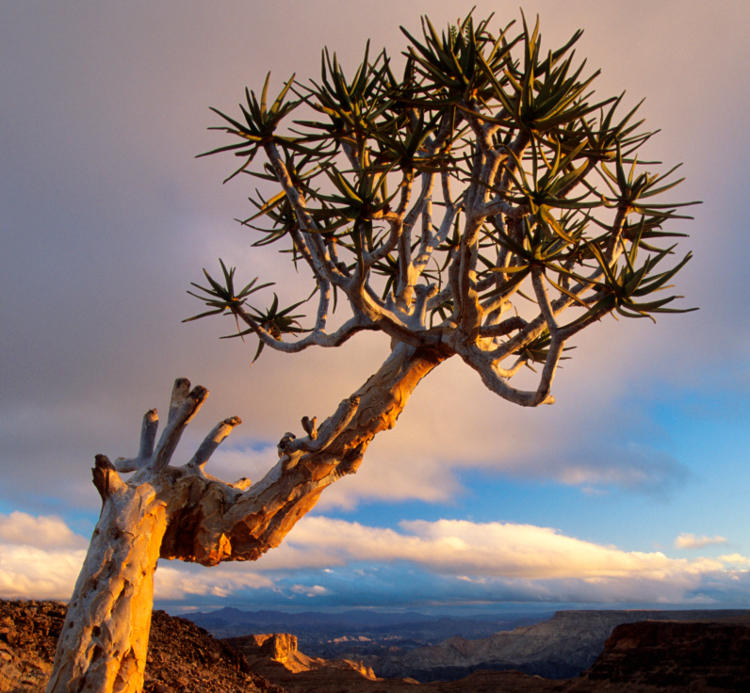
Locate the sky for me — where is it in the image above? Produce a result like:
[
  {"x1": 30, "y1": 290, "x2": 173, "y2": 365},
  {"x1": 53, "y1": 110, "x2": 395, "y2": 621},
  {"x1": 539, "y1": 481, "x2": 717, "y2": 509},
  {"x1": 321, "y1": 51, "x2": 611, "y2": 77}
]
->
[{"x1": 1, "y1": 0, "x2": 750, "y2": 616}]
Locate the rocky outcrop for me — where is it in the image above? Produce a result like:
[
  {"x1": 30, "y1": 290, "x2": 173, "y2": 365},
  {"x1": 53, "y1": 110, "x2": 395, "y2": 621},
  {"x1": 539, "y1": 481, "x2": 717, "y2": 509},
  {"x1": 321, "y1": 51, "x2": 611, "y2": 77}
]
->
[
  {"x1": 572, "y1": 620, "x2": 750, "y2": 691},
  {"x1": 237, "y1": 633, "x2": 301, "y2": 663},
  {"x1": 226, "y1": 631, "x2": 377, "y2": 680},
  {"x1": 0, "y1": 600, "x2": 279, "y2": 693},
  {"x1": 377, "y1": 609, "x2": 750, "y2": 681},
  {"x1": 5, "y1": 599, "x2": 750, "y2": 692},
  {"x1": 144, "y1": 611, "x2": 281, "y2": 693}
]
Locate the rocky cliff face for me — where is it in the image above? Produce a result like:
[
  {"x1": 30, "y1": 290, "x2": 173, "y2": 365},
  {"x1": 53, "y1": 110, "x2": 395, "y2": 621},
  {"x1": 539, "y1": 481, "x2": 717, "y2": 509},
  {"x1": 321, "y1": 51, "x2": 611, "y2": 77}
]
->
[
  {"x1": 574, "y1": 620, "x2": 750, "y2": 691},
  {"x1": 225, "y1": 631, "x2": 377, "y2": 678},
  {"x1": 4, "y1": 600, "x2": 750, "y2": 692},
  {"x1": 0, "y1": 600, "x2": 564, "y2": 692},
  {"x1": 377, "y1": 609, "x2": 750, "y2": 681},
  {"x1": 236, "y1": 633, "x2": 301, "y2": 663}
]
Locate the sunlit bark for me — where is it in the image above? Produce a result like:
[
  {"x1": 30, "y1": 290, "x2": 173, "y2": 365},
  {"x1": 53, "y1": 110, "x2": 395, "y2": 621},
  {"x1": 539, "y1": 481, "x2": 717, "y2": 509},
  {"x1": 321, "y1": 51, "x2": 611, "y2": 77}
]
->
[
  {"x1": 50, "y1": 9, "x2": 694, "y2": 691},
  {"x1": 48, "y1": 342, "x2": 448, "y2": 692}
]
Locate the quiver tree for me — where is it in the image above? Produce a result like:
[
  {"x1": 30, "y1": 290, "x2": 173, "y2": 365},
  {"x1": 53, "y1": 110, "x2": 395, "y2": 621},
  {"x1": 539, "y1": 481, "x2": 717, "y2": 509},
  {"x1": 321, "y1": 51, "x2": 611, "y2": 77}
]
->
[{"x1": 49, "y1": 11, "x2": 696, "y2": 693}]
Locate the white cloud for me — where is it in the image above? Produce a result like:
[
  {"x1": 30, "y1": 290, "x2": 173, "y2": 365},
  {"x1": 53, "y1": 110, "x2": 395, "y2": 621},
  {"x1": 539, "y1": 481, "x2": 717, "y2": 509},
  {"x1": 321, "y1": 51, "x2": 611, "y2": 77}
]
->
[
  {"x1": 0, "y1": 511, "x2": 88, "y2": 549},
  {"x1": 3, "y1": 513, "x2": 750, "y2": 607},
  {"x1": 154, "y1": 562, "x2": 273, "y2": 600},
  {"x1": 0, "y1": 544, "x2": 87, "y2": 601},
  {"x1": 0, "y1": 512, "x2": 273, "y2": 602},
  {"x1": 263, "y1": 516, "x2": 728, "y2": 583},
  {"x1": 718, "y1": 554, "x2": 750, "y2": 568},
  {"x1": 252, "y1": 516, "x2": 750, "y2": 606},
  {"x1": 290, "y1": 584, "x2": 329, "y2": 598},
  {"x1": 675, "y1": 533, "x2": 728, "y2": 550},
  {"x1": 0, "y1": 512, "x2": 89, "y2": 600}
]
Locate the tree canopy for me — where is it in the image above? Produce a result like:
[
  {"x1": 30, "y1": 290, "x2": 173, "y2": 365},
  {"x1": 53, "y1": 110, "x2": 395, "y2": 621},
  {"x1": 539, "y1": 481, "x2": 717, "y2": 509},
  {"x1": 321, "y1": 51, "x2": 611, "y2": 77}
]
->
[
  {"x1": 47, "y1": 12, "x2": 698, "y2": 692},
  {"x1": 189, "y1": 10, "x2": 695, "y2": 407}
]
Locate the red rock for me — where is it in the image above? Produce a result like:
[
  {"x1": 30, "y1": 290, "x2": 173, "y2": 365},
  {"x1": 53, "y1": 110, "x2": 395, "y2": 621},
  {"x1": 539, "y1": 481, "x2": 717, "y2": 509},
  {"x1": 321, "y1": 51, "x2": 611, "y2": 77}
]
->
[{"x1": 573, "y1": 620, "x2": 750, "y2": 691}]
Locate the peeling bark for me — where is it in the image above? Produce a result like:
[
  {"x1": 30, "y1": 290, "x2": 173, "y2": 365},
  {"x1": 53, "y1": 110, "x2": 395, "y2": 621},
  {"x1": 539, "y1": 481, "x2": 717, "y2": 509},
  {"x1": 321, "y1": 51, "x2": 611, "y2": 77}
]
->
[
  {"x1": 48, "y1": 342, "x2": 449, "y2": 692},
  {"x1": 48, "y1": 13, "x2": 695, "y2": 689},
  {"x1": 47, "y1": 476, "x2": 167, "y2": 693}
]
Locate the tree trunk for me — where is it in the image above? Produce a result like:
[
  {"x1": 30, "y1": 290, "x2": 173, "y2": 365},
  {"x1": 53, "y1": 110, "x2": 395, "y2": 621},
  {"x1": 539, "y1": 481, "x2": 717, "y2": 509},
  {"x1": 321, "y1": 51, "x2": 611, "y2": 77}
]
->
[
  {"x1": 48, "y1": 342, "x2": 449, "y2": 692},
  {"x1": 46, "y1": 474, "x2": 168, "y2": 693}
]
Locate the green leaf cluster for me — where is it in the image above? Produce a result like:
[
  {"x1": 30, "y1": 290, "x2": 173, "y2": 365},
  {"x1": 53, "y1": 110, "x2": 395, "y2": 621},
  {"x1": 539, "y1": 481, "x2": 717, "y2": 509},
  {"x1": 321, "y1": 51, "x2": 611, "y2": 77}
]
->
[{"x1": 190, "y1": 9, "x2": 697, "y2": 363}]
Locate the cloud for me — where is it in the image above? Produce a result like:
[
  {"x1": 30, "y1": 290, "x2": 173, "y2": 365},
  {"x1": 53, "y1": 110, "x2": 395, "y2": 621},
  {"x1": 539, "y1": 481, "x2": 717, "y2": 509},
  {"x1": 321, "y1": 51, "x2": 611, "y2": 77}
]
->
[
  {"x1": 0, "y1": 512, "x2": 272, "y2": 602},
  {"x1": 267, "y1": 517, "x2": 726, "y2": 582},
  {"x1": 290, "y1": 584, "x2": 329, "y2": 598},
  {"x1": 0, "y1": 511, "x2": 87, "y2": 550},
  {"x1": 246, "y1": 515, "x2": 750, "y2": 608},
  {"x1": 0, "y1": 544, "x2": 87, "y2": 601},
  {"x1": 675, "y1": 533, "x2": 728, "y2": 550},
  {"x1": 552, "y1": 444, "x2": 689, "y2": 497},
  {"x1": 0, "y1": 511, "x2": 89, "y2": 601},
  {"x1": 2, "y1": 512, "x2": 749, "y2": 608},
  {"x1": 718, "y1": 554, "x2": 750, "y2": 569},
  {"x1": 154, "y1": 563, "x2": 273, "y2": 600}
]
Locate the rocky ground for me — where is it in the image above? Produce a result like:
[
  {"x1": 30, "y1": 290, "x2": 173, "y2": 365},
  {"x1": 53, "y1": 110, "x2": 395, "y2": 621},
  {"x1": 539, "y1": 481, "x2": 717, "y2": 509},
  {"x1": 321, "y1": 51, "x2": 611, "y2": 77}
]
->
[
  {"x1": 2, "y1": 599, "x2": 750, "y2": 691},
  {"x1": 0, "y1": 600, "x2": 61, "y2": 691},
  {"x1": 0, "y1": 600, "x2": 279, "y2": 693},
  {"x1": 569, "y1": 620, "x2": 750, "y2": 691},
  {"x1": 145, "y1": 611, "x2": 282, "y2": 693},
  {"x1": 223, "y1": 632, "x2": 568, "y2": 692},
  {"x1": 372, "y1": 609, "x2": 750, "y2": 682},
  {"x1": 0, "y1": 600, "x2": 563, "y2": 693}
]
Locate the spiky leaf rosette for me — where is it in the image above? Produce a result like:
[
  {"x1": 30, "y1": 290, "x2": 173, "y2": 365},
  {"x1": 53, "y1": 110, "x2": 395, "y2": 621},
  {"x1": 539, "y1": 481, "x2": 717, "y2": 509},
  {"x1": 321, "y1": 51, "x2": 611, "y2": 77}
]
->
[{"x1": 191, "y1": 10, "x2": 696, "y2": 406}]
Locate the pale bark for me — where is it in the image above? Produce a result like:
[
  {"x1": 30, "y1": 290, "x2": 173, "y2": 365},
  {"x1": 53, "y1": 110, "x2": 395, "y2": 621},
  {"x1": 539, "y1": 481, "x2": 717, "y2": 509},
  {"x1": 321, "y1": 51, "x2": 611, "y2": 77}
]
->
[
  {"x1": 48, "y1": 19, "x2": 693, "y2": 689},
  {"x1": 48, "y1": 342, "x2": 449, "y2": 692},
  {"x1": 46, "y1": 467, "x2": 167, "y2": 693}
]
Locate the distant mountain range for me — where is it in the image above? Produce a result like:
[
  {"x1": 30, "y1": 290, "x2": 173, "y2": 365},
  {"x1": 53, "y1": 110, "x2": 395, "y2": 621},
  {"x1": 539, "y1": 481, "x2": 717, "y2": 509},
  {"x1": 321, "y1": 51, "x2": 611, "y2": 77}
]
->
[
  {"x1": 4, "y1": 600, "x2": 750, "y2": 691},
  {"x1": 187, "y1": 606, "x2": 547, "y2": 656},
  {"x1": 373, "y1": 609, "x2": 750, "y2": 680},
  {"x1": 187, "y1": 606, "x2": 750, "y2": 681}
]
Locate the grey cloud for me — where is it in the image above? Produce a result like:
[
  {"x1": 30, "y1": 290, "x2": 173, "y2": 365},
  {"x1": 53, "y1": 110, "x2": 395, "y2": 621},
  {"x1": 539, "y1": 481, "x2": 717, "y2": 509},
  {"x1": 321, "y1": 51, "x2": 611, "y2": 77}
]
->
[
  {"x1": 1, "y1": 0, "x2": 748, "y2": 522},
  {"x1": 155, "y1": 561, "x2": 750, "y2": 612},
  {"x1": 540, "y1": 443, "x2": 689, "y2": 497}
]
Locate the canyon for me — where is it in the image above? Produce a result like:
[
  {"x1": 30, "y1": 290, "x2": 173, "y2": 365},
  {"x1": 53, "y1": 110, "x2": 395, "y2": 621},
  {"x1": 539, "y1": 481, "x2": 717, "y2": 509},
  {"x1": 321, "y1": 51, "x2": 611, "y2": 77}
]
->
[{"x1": 3, "y1": 600, "x2": 750, "y2": 691}]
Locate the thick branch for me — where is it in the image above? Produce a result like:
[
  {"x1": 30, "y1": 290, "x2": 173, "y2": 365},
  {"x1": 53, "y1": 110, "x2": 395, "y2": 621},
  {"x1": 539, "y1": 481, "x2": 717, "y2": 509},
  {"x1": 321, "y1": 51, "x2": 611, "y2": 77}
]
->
[
  {"x1": 158, "y1": 343, "x2": 451, "y2": 565},
  {"x1": 114, "y1": 410, "x2": 159, "y2": 473}
]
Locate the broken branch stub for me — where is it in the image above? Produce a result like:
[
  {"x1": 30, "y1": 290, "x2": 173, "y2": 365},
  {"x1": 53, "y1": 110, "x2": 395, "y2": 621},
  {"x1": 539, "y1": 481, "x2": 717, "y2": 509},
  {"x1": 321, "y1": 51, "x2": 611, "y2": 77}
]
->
[
  {"x1": 51, "y1": 10, "x2": 698, "y2": 690},
  {"x1": 47, "y1": 378, "x2": 242, "y2": 693},
  {"x1": 48, "y1": 347, "x2": 447, "y2": 692}
]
